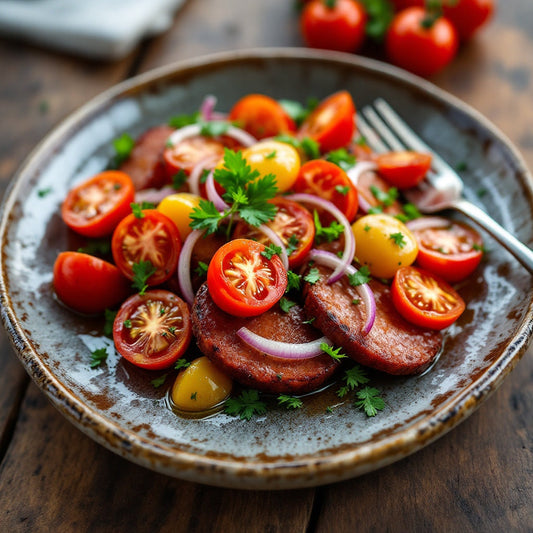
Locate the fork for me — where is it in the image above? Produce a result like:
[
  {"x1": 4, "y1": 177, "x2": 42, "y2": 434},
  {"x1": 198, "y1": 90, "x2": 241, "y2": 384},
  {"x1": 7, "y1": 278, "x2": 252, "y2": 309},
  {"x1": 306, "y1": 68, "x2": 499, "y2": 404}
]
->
[{"x1": 358, "y1": 98, "x2": 533, "y2": 273}]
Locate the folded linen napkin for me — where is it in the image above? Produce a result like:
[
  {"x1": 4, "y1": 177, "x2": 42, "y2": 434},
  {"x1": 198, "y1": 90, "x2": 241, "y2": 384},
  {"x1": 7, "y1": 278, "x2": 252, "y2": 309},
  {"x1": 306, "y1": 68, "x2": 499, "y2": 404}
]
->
[{"x1": 0, "y1": 0, "x2": 186, "y2": 60}]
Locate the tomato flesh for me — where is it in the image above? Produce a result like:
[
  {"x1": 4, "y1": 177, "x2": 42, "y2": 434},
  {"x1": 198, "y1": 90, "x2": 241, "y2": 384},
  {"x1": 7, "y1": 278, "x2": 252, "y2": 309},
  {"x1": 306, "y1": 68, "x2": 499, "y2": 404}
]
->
[
  {"x1": 392, "y1": 266, "x2": 465, "y2": 330},
  {"x1": 111, "y1": 209, "x2": 181, "y2": 286},
  {"x1": 113, "y1": 290, "x2": 192, "y2": 369},
  {"x1": 298, "y1": 91, "x2": 356, "y2": 153},
  {"x1": 207, "y1": 239, "x2": 287, "y2": 317},
  {"x1": 61, "y1": 171, "x2": 135, "y2": 238},
  {"x1": 376, "y1": 151, "x2": 432, "y2": 189}
]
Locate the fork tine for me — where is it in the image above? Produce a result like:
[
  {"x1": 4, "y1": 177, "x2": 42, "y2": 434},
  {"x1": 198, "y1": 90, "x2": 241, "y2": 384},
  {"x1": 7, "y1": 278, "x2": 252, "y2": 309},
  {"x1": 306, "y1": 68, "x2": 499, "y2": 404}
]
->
[
  {"x1": 357, "y1": 115, "x2": 389, "y2": 154},
  {"x1": 360, "y1": 106, "x2": 406, "y2": 152},
  {"x1": 373, "y1": 98, "x2": 452, "y2": 173}
]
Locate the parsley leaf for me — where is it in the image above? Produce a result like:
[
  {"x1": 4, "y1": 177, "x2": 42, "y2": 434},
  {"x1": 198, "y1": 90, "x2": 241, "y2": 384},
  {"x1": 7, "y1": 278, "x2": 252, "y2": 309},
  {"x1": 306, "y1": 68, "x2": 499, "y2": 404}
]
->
[
  {"x1": 277, "y1": 395, "x2": 303, "y2": 410},
  {"x1": 130, "y1": 202, "x2": 155, "y2": 218},
  {"x1": 370, "y1": 185, "x2": 398, "y2": 207},
  {"x1": 168, "y1": 111, "x2": 200, "y2": 129},
  {"x1": 285, "y1": 234, "x2": 300, "y2": 256},
  {"x1": 37, "y1": 187, "x2": 52, "y2": 198},
  {"x1": 172, "y1": 169, "x2": 188, "y2": 190},
  {"x1": 190, "y1": 199, "x2": 224, "y2": 234},
  {"x1": 151, "y1": 374, "x2": 168, "y2": 388},
  {"x1": 389, "y1": 231, "x2": 406, "y2": 248},
  {"x1": 278, "y1": 98, "x2": 318, "y2": 126},
  {"x1": 395, "y1": 202, "x2": 422, "y2": 223},
  {"x1": 131, "y1": 260, "x2": 157, "y2": 295},
  {"x1": 194, "y1": 261, "x2": 209, "y2": 277},
  {"x1": 313, "y1": 211, "x2": 344, "y2": 243},
  {"x1": 286, "y1": 270, "x2": 302, "y2": 292},
  {"x1": 320, "y1": 343, "x2": 348, "y2": 361},
  {"x1": 111, "y1": 133, "x2": 135, "y2": 167},
  {"x1": 354, "y1": 387, "x2": 386, "y2": 417},
  {"x1": 103, "y1": 309, "x2": 117, "y2": 337},
  {"x1": 200, "y1": 120, "x2": 229, "y2": 137},
  {"x1": 261, "y1": 243, "x2": 283, "y2": 260},
  {"x1": 304, "y1": 267, "x2": 320, "y2": 285},
  {"x1": 224, "y1": 390, "x2": 267, "y2": 420},
  {"x1": 348, "y1": 265, "x2": 371, "y2": 286},
  {"x1": 279, "y1": 297, "x2": 296, "y2": 313},
  {"x1": 337, "y1": 365, "x2": 370, "y2": 398},
  {"x1": 175, "y1": 359, "x2": 191, "y2": 370},
  {"x1": 77, "y1": 239, "x2": 111, "y2": 257},
  {"x1": 326, "y1": 148, "x2": 356, "y2": 171},
  {"x1": 275, "y1": 134, "x2": 320, "y2": 159},
  {"x1": 90, "y1": 347, "x2": 108, "y2": 369}
]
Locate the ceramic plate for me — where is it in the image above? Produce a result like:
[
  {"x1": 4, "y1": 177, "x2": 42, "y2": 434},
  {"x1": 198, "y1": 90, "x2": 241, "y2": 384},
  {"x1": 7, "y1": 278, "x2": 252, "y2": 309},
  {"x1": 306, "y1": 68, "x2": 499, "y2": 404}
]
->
[{"x1": 1, "y1": 49, "x2": 532, "y2": 489}]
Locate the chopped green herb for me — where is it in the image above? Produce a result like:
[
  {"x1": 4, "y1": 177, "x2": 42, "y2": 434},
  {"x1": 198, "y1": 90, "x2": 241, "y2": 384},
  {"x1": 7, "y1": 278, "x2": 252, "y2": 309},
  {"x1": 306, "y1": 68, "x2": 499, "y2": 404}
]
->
[
  {"x1": 151, "y1": 374, "x2": 168, "y2": 388},
  {"x1": 455, "y1": 161, "x2": 468, "y2": 172},
  {"x1": 395, "y1": 202, "x2": 422, "y2": 223},
  {"x1": 389, "y1": 231, "x2": 406, "y2": 248},
  {"x1": 131, "y1": 260, "x2": 157, "y2": 295},
  {"x1": 354, "y1": 386, "x2": 385, "y2": 417},
  {"x1": 286, "y1": 270, "x2": 302, "y2": 292},
  {"x1": 90, "y1": 347, "x2": 108, "y2": 369},
  {"x1": 320, "y1": 343, "x2": 348, "y2": 361},
  {"x1": 111, "y1": 133, "x2": 135, "y2": 167},
  {"x1": 168, "y1": 111, "x2": 200, "y2": 129},
  {"x1": 123, "y1": 319, "x2": 132, "y2": 329},
  {"x1": 326, "y1": 148, "x2": 356, "y2": 171},
  {"x1": 261, "y1": 243, "x2": 283, "y2": 260},
  {"x1": 285, "y1": 234, "x2": 300, "y2": 256},
  {"x1": 360, "y1": 0, "x2": 395, "y2": 42},
  {"x1": 277, "y1": 395, "x2": 303, "y2": 410},
  {"x1": 37, "y1": 187, "x2": 52, "y2": 198},
  {"x1": 278, "y1": 98, "x2": 318, "y2": 126},
  {"x1": 175, "y1": 359, "x2": 191, "y2": 370},
  {"x1": 77, "y1": 239, "x2": 111, "y2": 256},
  {"x1": 304, "y1": 267, "x2": 320, "y2": 285},
  {"x1": 314, "y1": 211, "x2": 344, "y2": 243},
  {"x1": 103, "y1": 309, "x2": 117, "y2": 337},
  {"x1": 348, "y1": 265, "x2": 371, "y2": 286},
  {"x1": 352, "y1": 298, "x2": 361, "y2": 305},
  {"x1": 200, "y1": 120, "x2": 229, "y2": 137},
  {"x1": 190, "y1": 392, "x2": 198, "y2": 400},
  {"x1": 335, "y1": 185, "x2": 351, "y2": 196},
  {"x1": 265, "y1": 150, "x2": 277, "y2": 159},
  {"x1": 194, "y1": 261, "x2": 209, "y2": 277},
  {"x1": 172, "y1": 169, "x2": 188, "y2": 190},
  {"x1": 224, "y1": 389, "x2": 267, "y2": 420},
  {"x1": 337, "y1": 365, "x2": 370, "y2": 398},
  {"x1": 302, "y1": 316, "x2": 316, "y2": 325},
  {"x1": 130, "y1": 202, "x2": 155, "y2": 218},
  {"x1": 370, "y1": 185, "x2": 398, "y2": 206},
  {"x1": 280, "y1": 297, "x2": 296, "y2": 313}
]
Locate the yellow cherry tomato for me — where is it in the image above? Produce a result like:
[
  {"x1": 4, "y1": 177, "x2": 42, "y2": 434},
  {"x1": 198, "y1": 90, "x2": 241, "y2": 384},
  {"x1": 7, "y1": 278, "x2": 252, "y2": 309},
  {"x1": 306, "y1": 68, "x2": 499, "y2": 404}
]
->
[
  {"x1": 241, "y1": 140, "x2": 300, "y2": 192},
  {"x1": 171, "y1": 356, "x2": 232, "y2": 412},
  {"x1": 352, "y1": 214, "x2": 418, "y2": 278},
  {"x1": 157, "y1": 192, "x2": 202, "y2": 239}
]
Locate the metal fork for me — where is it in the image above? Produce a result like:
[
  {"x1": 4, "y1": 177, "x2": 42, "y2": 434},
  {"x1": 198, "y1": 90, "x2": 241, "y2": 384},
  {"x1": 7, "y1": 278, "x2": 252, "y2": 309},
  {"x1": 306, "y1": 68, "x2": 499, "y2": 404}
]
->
[{"x1": 358, "y1": 98, "x2": 533, "y2": 273}]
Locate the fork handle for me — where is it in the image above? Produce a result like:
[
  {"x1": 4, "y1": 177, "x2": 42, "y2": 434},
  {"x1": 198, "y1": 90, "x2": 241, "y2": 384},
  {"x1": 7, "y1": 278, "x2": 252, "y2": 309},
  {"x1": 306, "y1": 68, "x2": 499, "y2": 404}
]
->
[{"x1": 454, "y1": 199, "x2": 533, "y2": 273}]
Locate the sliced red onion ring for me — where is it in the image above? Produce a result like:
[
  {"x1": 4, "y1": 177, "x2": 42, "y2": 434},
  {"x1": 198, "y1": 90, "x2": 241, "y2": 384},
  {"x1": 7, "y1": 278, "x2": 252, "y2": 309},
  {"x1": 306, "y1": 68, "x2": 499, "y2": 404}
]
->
[
  {"x1": 134, "y1": 186, "x2": 175, "y2": 206},
  {"x1": 256, "y1": 224, "x2": 289, "y2": 270},
  {"x1": 206, "y1": 170, "x2": 229, "y2": 211},
  {"x1": 237, "y1": 327, "x2": 330, "y2": 360},
  {"x1": 177, "y1": 229, "x2": 205, "y2": 305},
  {"x1": 405, "y1": 216, "x2": 448, "y2": 232},
  {"x1": 286, "y1": 193, "x2": 355, "y2": 283},
  {"x1": 200, "y1": 95, "x2": 217, "y2": 121},
  {"x1": 308, "y1": 249, "x2": 376, "y2": 334},
  {"x1": 188, "y1": 154, "x2": 221, "y2": 196},
  {"x1": 346, "y1": 161, "x2": 378, "y2": 215},
  {"x1": 167, "y1": 123, "x2": 257, "y2": 149}
]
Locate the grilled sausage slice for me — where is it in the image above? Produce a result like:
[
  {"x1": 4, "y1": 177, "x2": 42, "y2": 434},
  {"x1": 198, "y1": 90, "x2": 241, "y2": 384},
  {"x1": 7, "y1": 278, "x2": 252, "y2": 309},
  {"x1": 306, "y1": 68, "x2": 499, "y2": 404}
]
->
[
  {"x1": 192, "y1": 283, "x2": 339, "y2": 394},
  {"x1": 303, "y1": 265, "x2": 442, "y2": 375}
]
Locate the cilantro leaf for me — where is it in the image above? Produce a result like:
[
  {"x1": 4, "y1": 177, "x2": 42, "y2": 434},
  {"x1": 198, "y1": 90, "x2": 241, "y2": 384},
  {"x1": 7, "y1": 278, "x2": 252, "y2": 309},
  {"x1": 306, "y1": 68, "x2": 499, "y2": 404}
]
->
[
  {"x1": 285, "y1": 234, "x2": 300, "y2": 256},
  {"x1": 304, "y1": 267, "x2": 320, "y2": 285},
  {"x1": 326, "y1": 148, "x2": 356, "y2": 171},
  {"x1": 313, "y1": 211, "x2": 344, "y2": 243},
  {"x1": 277, "y1": 395, "x2": 303, "y2": 410},
  {"x1": 103, "y1": 309, "x2": 117, "y2": 337},
  {"x1": 320, "y1": 343, "x2": 348, "y2": 361},
  {"x1": 224, "y1": 390, "x2": 267, "y2": 421},
  {"x1": 189, "y1": 198, "x2": 224, "y2": 234},
  {"x1": 261, "y1": 243, "x2": 283, "y2": 260},
  {"x1": 175, "y1": 359, "x2": 191, "y2": 370},
  {"x1": 194, "y1": 261, "x2": 209, "y2": 277},
  {"x1": 90, "y1": 347, "x2": 108, "y2": 369},
  {"x1": 389, "y1": 231, "x2": 406, "y2": 248},
  {"x1": 286, "y1": 270, "x2": 302, "y2": 292},
  {"x1": 348, "y1": 265, "x2": 371, "y2": 286},
  {"x1": 111, "y1": 133, "x2": 135, "y2": 167},
  {"x1": 337, "y1": 365, "x2": 370, "y2": 398},
  {"x1": 279, "y1": 297, "x2": 296, "y2": 313},
  {"x1": 354, "y1": 387, "x2": 385, "y2": 417},
  {"x1": 151, "y1": 374, "x2": 168, "y2": 388},
  {"x1": 168, "y1": 111, "x2": 200, "y2": 129},
  {"x1": 131, "y1": 260, "x2": 157, "y2": 295},
  {"x1": 370, "y1": 185, "x2": 398, "y2": 207},
  {"x1": 238, "y1": 173, "x2": 278, "y2": 226}
]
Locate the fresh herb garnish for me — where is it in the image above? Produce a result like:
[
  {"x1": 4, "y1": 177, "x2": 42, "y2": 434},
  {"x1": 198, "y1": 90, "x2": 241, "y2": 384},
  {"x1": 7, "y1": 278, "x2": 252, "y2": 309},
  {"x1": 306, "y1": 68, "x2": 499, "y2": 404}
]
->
[
  {"x1": 320, "y1": 343, "x2": 348, "y2": 361},
  {"x1": 130, "y1": 202, "x2": 155, "y2": 218},
  {"x1": 279, "y1": 297, "x2": 296, "y2": 313},
  {"x1": 303, "y1": 267, "x2": 320, "y2": 284},
  {"x1": 370, "y1": 185, "x2": 398, "y2": 206},
  {"x1": 168, "y1": 111, "x2": 200, "y2": 129},
  {"x1": 261, "y1": 243, "x2": 283, "y2": 260},
  {"x1": 277, "y1": 395, "x2": 303, "y2": 410},
  {"x1": 194, "y1": 261, "x2": 209, "y2": 277},
  {"x1": 224, "y1": 389, "x2": 267, "y2": 421},
  {"x1": 286, "y1": 270, "x2": 302, "y2": 292},
  {"x1": 175, "y1": 359, "x2": 191, "y2": 370},
  {"x1": 348, "y1": 265, "x2": 371, "y2": 286},
  {"x1": 172, "y1": 169, "x2": 188, "y2": 190},
  {"x1": 77, "y1": 239, "x2": 111, "y2": 256},
  {"x1": 200, "y1": 120, "x2": 229, "y2": 137},
  {"x1": 313, "y1": 211, "x2": 344, "y2": 243},
  {"x1": 131, "y1": 260, "x2": 157, "y2": 295},
  {"x1": 90, "y1": 347, "x2": 108, "y2": 369},
  {"x1": 103, "y1": 309, "x2": 117, "y2": 337},
  {"x1": 37, "y1": 187, "x2": 52, "y2": 198},
  {"x1": 354, "y1": 387, "x2": 385, "y2": 417},
  {"x1": 278, "y1": 98, "x2": 318, "y2": 126},
  {"x1": 389, "y1": 231, "x2": 406, "y2": 248},
  {"x1": 337, "y1": 365, "x2": 370, "y2": 398},
  {"x1": 111, "y1": 133, "x2": 135, "y2": 167},
  {"x1": 151, "y1": 374, "x2": 168, "y2": 388},
  {"x1": 285, "y1": 234, "x2": 300, "y2": 256},
  {"x1": 275, "y1": 134, "x2": 320, "y2": 159},
  {"x1": 326, "y1": 148, "x2": 356, "y2": 171},
  {"x1": 360, "y1": 0, "x2": 395, "y2": 42}
]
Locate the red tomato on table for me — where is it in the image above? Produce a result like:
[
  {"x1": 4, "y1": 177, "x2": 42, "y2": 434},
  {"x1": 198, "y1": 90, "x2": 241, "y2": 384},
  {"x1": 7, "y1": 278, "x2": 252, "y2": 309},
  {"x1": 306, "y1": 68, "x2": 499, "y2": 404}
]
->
[
  {"x1": 228, "y1": 94, "x2": 296, "y2": 140},
  {"x1": 207, "y1": 239, "x2": 287, "y2": 317},
  {"x1": 407, "y1": 216, "x2": 484, "y2": 282},
  {"x1": 385, "y1": 7, "x2": 459, "y2": 77},
  {"x1": 300, "y1": 0, "x2": 367, "y2": 53},
  {"x1": 442, "y1": 0, "x2": 494, "y2": 41},
  {"x1": 376, "y1": 151, "x2": 432, "y2": 189},
  {"x1": 292, "y1": 159, "x2": 359, "y2": 221},
  {"x1": 61, "y1": 171, "x2": 135, "y2": 238},
  {"x1": 53, "y1": 252, "x2": 131, "y2": 314},
  {"x1": 111, "y1": 209, "x2": 181, "y2": 286},
  {"x1": 113, "y1": 290, "x2": 192, "y2": 370},
  {"x1": 391, "y1": 265, "x2": 465, "y2": 330},
  {"x1": 298, "y1": 91, "x2": 356, "y2": 153}
]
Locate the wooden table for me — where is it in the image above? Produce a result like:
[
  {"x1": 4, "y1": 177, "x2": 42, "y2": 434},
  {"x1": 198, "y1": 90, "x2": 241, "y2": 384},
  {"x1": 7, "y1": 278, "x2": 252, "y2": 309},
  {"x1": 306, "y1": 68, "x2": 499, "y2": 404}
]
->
[{"x1": 1, "y1": 1, "x2": 532, "y2": 531}]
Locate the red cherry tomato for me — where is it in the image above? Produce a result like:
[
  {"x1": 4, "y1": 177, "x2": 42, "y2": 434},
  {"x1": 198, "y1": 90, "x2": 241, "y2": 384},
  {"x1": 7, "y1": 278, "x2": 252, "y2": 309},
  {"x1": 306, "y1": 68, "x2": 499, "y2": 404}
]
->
[
  {"x1": 376, "y1": 151, "x2": 432, "y2": 189},
  {"x1": 113, "y1": 290, "x2": 192, "y2": 370},
  {"x1": 298, "y1": 91, "x2": 356, "y2": 153},
  {"x1": 407, "y1": 216, "x2": 484, "y2": 282},
  {"x1": 292, "y1": 159, "x2": 359, "y2": 221},
  {"x1": 61, "y1": 171, "x2": 135, "y2": 238},
  {"x1": 385, "y1": 7, "x2": 459, "y2": 77},
  {"x1": 207, "y1": 239, "x2": 287, "y2": 317},
  {"x1": 300, "y1": 0, "x2": 367, "y2": 53},
  {"x1": 442, "y1": 0, "x2": 494, "y2": 41},
  {"x1": 53, "y1": 252, "x2": 131, "y2": 314},
  {"x1": 111, "y1": 209, "x2": 181, "y2": 286},
  {"x1": 232, "y1": 197, "x2": 315, "y2": 268},
  {"x1": 163, "y1": 134, "x2": 241, "y2": 180},
  {"x1": 228, "y1": 94, "x2": 296, "y2": 140},
  {"x1": 391, "y1": 265, "x2": 465, "y2": 330}
]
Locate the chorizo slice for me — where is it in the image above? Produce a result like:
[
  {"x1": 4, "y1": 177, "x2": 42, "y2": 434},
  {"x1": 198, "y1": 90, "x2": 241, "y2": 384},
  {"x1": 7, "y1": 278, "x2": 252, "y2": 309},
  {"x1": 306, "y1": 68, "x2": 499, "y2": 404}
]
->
[
  {"x1": 303, "y1": 265, "x2": 442, "y2": 375},
  {"x1": 192, "y1": 283, "x2": 339, "y2": 394}
]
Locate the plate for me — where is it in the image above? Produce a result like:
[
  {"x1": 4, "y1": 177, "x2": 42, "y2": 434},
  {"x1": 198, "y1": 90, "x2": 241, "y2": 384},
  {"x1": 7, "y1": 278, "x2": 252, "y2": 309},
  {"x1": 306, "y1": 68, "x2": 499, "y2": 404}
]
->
[{"x1": 1, "y1": 49, "x2": 532, "y2": 490}]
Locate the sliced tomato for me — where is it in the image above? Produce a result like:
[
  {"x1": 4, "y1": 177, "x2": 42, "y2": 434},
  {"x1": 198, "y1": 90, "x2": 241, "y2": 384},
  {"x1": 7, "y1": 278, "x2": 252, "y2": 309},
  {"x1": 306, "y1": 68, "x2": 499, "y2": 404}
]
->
[
  {"x1": 207, "y1": 238, "x2": 287, "y2": 317},
  {"x1": 113, "y1": 290, "x2": 192, "y2": 369},
  {"x1": 407, "y1": 217, "x2": 483, "y2": 282},
  {"x1": 53, "y1": 252, "x2": 131, "y2": 314},
  {"x1": 228, "y1": 94, "x2": 296, "y2": 140},
  {"x1": 376, "y1": 151, "x2": 432, "y2": 189},
  {"x1": 111, "y1": 209, "x2": 181, "y2": 286},
  {"x1": 356, "y1": 166, "x2": 404, "y2": 216},
  {"x1": 232, "y1": 197, "x2": 315, "y2": 268},
  {"x1": 391, "y1": 265, "x2": 465, "y2": 330},
  {"x1": 162, "y1": 134, "x2": 241, "y2": 180},
  {"x1": 292, "y1": 159, "x2": 359, "y2": 221},
  {"x1": 298, "y1": 91, "x2": 355, "y2": 153},
  {"x1": 61, "y1": 171, "x2": 135, "y2": 238}
]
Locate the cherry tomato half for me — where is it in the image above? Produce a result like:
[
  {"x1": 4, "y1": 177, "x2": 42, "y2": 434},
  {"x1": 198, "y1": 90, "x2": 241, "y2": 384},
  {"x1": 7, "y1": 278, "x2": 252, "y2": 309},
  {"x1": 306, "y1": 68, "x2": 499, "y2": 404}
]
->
[
  {"x1": 228, "y1": 94, "x2": 296, "y2": 140},
  {"x1": 300, "y1": 0, "x2": 367, "y2": 53},
  {"x1": 442, "y1": 0, "x2": 494, "y2": 41},
  {"x1": 207, "y1": 239, "x2": 287, "y2": 317},
  {"x1": 233, "y1": 197, "x2": 315, "y2": 268},
  {"x1": 53, "y1": 252, "x2": 131, "y2": 314},
  {"x1": 391, "y1": 265, "x2": 466, "y2": 330},
  {"x1": 298, "y1": 91, "x2": 356, "y2": 153},
  {"x1": 292, "y1": 159, "x2": 359, "y2": 221},
  {"x1": 376, "y1": 151, "x2": 432, "y2": 189},
  {"x1": 407, "y1": 216, "x2": 484, "y2": 282},
  {"x1": 385, "y1": 7, "x2": 459, "y2": 78},
  {"x1": 111, "y1": 209, "x2": 181, "y2": 286},
  {"x1": 113, "y1": 290, "x2": 192, "y2": 370},
  {"x1": 61, "y1": 171, "x2": 135, "y2": 238}
]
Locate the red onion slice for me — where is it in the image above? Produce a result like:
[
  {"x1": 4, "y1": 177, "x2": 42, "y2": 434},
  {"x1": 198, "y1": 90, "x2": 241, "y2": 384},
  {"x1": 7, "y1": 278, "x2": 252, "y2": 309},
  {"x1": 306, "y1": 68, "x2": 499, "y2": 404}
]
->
[
  {"x1": 177, "y1": 229, "x2": 205, "y2": 305},
  {"x1": 286, "y1": 193, "x2": 355, "y2": 283},
  {"x1": 134, "y1": 186, "x2": 175, "y2": 206},
  {"x1": 346, "y1": 161, "x2": 378, "y2": 215},
  {"x1": 167, "y1": 123, "x2": 257, "y2": 150},
  {"x1": 256, "y1": 223, "x2": 289, "y2": 270},
  {"x1": 308, "y1": 249, "x2": 376, "y2": 334},
  {"x1": 405, "y1": 216, "x2": 449, "y2": 232},
  {"x1": 237, "y1": 327, "x2": 330, "y2": 360},
  {"x1": 206, "y1": 170, "x2": 229, "y2": 211},
  {"x1": 188, "y1": 153, "x2": 221, "y2": 196}
]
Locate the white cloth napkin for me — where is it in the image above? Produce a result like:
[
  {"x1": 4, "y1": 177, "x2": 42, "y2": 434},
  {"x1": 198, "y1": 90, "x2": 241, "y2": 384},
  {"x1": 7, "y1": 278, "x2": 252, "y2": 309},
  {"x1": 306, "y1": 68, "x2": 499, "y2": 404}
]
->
[{"x1": 0, "y1": 0, "x2": 186, "y2": 60}]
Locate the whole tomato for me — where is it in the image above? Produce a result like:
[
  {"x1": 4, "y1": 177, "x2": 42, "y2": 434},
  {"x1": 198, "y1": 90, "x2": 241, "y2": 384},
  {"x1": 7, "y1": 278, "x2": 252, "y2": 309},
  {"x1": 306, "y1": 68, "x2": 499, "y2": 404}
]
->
[
  {"x1": 385, "y1": 6, "x2": 459, "y2": 77},
  {"x1": 442, "y1": 0, "x2": 494, "y2": 40},
  {"x1": 300, "y1": 0, "x2": 367, "y2": 53}
]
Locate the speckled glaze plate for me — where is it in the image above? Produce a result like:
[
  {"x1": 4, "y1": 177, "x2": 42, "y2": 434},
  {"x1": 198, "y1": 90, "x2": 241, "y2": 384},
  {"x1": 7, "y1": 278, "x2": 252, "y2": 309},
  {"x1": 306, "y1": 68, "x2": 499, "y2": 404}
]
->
[{"x1": 1, "y1": 49, "x2": 532, "y2": 490}]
